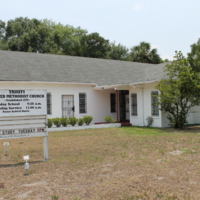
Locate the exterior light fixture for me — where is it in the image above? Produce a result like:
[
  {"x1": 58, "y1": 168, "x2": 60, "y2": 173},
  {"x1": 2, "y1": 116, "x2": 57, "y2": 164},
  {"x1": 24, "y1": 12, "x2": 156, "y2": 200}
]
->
[{"x1": 23, "y1": 155, "x2": 30, "y2": 176}]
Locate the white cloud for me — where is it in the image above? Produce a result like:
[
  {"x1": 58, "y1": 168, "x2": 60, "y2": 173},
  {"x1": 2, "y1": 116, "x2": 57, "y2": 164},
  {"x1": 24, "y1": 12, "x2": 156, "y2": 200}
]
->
[{"x1": 133, "y1": 2, "x2": 145, "y2": 11}]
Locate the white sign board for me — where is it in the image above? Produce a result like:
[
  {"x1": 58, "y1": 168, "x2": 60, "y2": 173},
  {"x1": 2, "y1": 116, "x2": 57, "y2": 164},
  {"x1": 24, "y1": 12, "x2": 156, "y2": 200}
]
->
[
  {"x1": 0, "y1": 115, "x2": 47, "y2": 139},
  {"x1": 4, "y1": 142, "x2": 9, "y2": 146},
  {"x1": 0, "y1": 89, "x2": 48, "y2": 160},
  {"x1": 23, "y1": 155, "x2": 30, "y2": 161},
  {"x1": 0, "y1": 89, "x2": 46, "y2": 116}
]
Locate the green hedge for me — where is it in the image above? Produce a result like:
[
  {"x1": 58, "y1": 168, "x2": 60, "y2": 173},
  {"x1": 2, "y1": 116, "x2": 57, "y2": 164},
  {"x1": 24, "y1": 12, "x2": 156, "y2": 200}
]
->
[{"x1": 47, "y1": 116, "x2": 93, "y2": 128}]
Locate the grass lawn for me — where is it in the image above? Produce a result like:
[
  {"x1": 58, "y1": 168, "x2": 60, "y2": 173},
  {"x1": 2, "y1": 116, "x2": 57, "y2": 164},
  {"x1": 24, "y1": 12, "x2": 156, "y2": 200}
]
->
[{"x1": 1, "y1": 127, "x2": 200, "y2": 200}]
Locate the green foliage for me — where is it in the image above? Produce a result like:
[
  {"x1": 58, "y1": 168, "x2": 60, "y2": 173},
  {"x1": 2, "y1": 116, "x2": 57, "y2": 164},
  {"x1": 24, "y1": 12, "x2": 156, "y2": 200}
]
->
[
  {"x1": 107, "y1": 42, "x2": 129, "y2": 60},
  {"x1": 129, "y1": 41, "x2": 162, "y2": 64},
  {"x1": 6, "y1": 17, "x2": 50, "y2": 52},
  {"x1": 2, "y1": 17, "x2": 168, "y2": 63},
  {"x1": 68, "y1": 117, "x2": 77, "y2": 126},
  {"x1": 60, "y1": 117, "x2": 68, "y2": 127},
  {"x1": 78, "y1": 118, "x2": 84, "y2": 126},
  {"x1": 53, "y1": 118, "x2": 61, "y2": 127},
  {"x1": 0, "y1": 40, "x2": 8, "y2": 50},
  {"x1": 162, "y1": 58, "x2": 170, "y2": 63},
  {"x1": 3, "y1": 17, "x2": 87, "y2": 55},
  {"x1": 0, "y1": 20, "x2": 5, "y2": 40},
  {"x1": 104, "y1": 116, "x2": 116, "y2": 123},
  {"x1": 83, "y1": 116, "x2": 93, "y2": 125},
  {"x1": 104, "y1": 116, "x2": 112, "y2": 123},
  {"x1": 156, "y1": 51, "x2": 200, "y2": 128},
  {"x1": 80, "y1": 32, "x2": 110, "y2": 58},
  {"x1": 47, "y1": 119, "x2": 53, "y2": 128},
  {"x1": 188, "y1": 38, "x2": 200, "y2": 72},
  {"x1": 50, "y1": 23, "x2": 87, "y2": 56},
  {"x1": 51, "y1": 195, "x2": 59, "y2": 200}
]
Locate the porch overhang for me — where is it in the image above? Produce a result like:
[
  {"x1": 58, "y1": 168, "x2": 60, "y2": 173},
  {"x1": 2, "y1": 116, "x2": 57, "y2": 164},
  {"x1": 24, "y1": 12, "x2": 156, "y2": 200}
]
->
[
  {"x1": 92, "y1": 79, "x2": 160, "y2": 90},
  {"x1": 93, "y1": 84, "x2": 131, "y2": 91}
]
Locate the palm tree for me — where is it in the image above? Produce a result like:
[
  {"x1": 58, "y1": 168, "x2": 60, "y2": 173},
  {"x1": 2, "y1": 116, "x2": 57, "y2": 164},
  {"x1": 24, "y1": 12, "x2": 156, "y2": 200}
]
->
[{"x1": 130, "y1": 41, "x2": 161, "y2": 64}]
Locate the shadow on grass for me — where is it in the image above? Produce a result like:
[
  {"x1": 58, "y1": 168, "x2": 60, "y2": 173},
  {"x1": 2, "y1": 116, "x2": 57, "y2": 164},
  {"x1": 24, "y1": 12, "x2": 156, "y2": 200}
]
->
[
  {"x1": 122, "y1": 125, "x2": 200, "y2": 136},
  {"x1": 0, "y1": 160, "x2": 44, "y2": 168}
]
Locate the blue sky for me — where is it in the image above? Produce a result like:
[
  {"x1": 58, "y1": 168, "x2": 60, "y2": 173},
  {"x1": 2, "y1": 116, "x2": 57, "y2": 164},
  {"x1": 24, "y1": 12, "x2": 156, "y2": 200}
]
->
[{"x1": 1, "y1": 0, "x2": 200, "y2": 60}]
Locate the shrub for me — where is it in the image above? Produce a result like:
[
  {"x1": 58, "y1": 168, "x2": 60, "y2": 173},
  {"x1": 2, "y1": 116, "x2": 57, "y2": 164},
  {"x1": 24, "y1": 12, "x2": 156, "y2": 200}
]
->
[
  {"x1": 104, "y1": 116, "x2": 116, "y2": 123},
  {"x1": 68, "y1": 117, "x2": 77, "y2": 126},
  {"x1": 83, "y1": 116, "x2": 93, "y2": 125},
  {"x1": 78, "y1": 118, "x2": 84, "y2": 126},
  {"x1": 104, "y1": 116, "x2": 112, "y2": 123},
  {"x1": 53, "y1": 118, "x2": 61, "y2": 127},
  {"x1": 47, "y1": 119, "x2": 53, "y2": 128},
  {"x1": 146, "y1": 116, "x2": 153, "y2": 126},
  {"x1": 60, "y1": 117, "x2": 68, "y2": 127}
]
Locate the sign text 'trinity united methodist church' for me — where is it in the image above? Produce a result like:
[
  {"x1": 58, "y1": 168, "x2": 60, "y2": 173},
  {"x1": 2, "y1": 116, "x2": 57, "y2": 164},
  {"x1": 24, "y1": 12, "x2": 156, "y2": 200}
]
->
[{"x1": 0, "y1": 90, "x2": 46, "y2": 116}]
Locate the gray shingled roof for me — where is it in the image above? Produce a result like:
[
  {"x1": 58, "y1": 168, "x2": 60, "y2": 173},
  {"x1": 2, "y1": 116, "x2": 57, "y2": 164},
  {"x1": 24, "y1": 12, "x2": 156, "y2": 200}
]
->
[{"x1": 0, "y1": 50, "x2": 165, "y2": 86}]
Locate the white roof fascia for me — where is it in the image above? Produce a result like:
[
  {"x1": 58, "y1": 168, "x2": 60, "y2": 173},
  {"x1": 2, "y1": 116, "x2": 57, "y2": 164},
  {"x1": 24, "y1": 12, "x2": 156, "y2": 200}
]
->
[
  {"x1": 93, "y1": 84, "x2": 130, "y2": 90},
  {"x1": 129, "y1": 79, "x2": 160, "y2": 86},
  {"x1": 0, "y1": 81, "x2": 97, "y2": 86},
  {"x1": 93, "y1": 80, "x2": 160, "y2": 90}
]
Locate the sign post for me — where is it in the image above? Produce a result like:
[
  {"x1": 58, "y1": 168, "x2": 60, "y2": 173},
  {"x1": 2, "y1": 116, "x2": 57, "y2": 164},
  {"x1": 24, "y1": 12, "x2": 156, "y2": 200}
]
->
[
  {"x1": 43, "y1": 136, "x2": 48, "y2": 161},
  {"x1": 0, "y1": 89, "x2": 48, "y2": 160}
]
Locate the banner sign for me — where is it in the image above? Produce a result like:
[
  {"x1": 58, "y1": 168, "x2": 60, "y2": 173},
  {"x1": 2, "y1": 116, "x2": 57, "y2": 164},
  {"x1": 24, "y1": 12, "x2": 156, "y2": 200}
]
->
[{"x1": 0, "y1": 89, "x2": 46, "y2": 116}]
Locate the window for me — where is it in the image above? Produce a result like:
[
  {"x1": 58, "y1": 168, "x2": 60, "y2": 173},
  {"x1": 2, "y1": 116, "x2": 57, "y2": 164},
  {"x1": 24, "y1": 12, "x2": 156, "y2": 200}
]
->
[
  {"x1": 110, "y1": 93, "x2": 116, "y2": 113},
  {"x1": 151, "y1": 91, "x2": 159, "y2": 116},
  {"x1": 131, "y1": 93, "x2": 137, "y2": 116},
  {"x1": 47, "y1": 93, "x2": 52, "y2": 115},
  {"x1": 79, "y1": 93, "x2": 87, "y2": 113}
]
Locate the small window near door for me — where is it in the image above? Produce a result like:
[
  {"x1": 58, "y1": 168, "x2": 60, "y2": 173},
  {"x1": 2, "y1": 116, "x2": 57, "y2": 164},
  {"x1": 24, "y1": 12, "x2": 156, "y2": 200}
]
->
[
  {"x1": 151, "y1": 91, "x2": 159, "y2": 116},
  {"x1": 131, "y1": 93, "x2": 137, "y2": 116},
  {"x1": 47, "y1": 93, "x2": 52, "y2": 115},
  {"x1": 110, "y1": 93, "x2": 116, "y2": 113},
  {"x1": 79, "y1": 93, "x2": 87, "y2": 114}
]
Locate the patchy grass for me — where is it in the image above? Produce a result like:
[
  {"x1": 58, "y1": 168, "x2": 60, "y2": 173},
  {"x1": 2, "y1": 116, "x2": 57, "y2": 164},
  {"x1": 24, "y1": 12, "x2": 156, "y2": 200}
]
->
[{"x1": 1, "y1": 127, "x2": 200, "y2": 199}]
